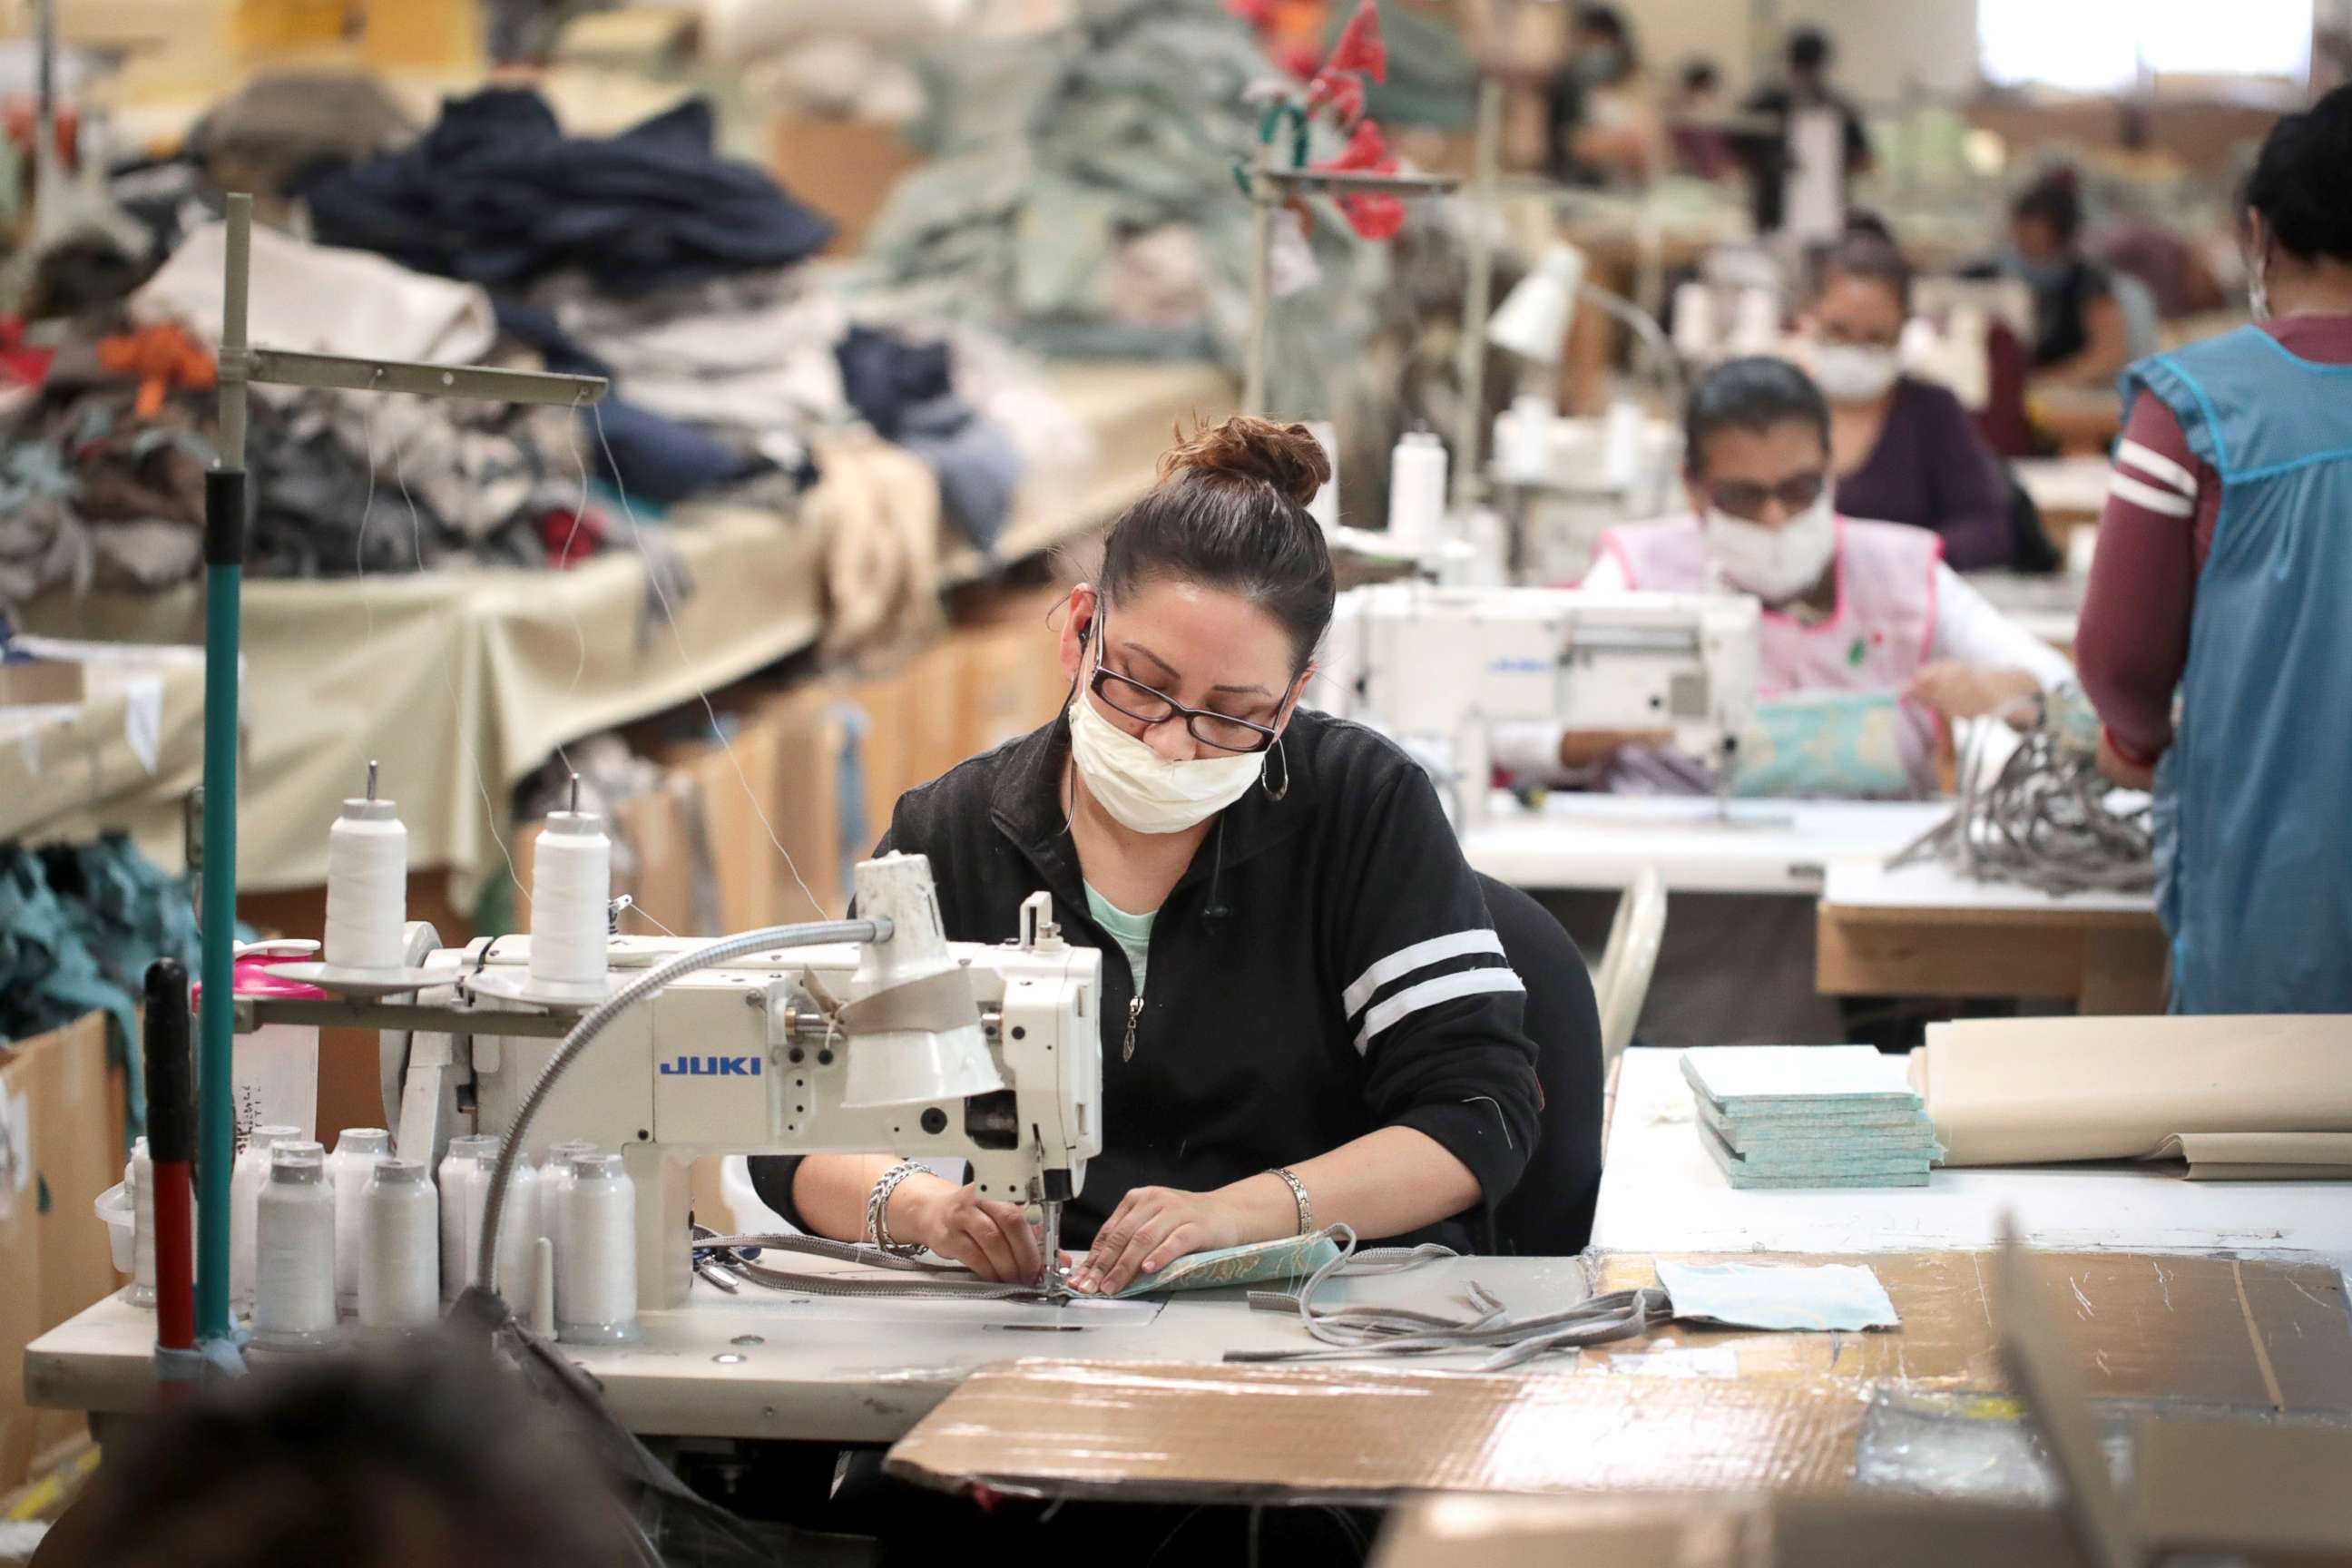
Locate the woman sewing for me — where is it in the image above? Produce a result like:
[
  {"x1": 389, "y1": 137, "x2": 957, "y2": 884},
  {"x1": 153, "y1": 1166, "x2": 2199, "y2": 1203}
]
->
[
  {"x1": 1805, "y1": 233, "x2": 2016, "y2": 571},
  {"x1": 753, "y1": 419, "x2": 1545, "y2": 1294}
]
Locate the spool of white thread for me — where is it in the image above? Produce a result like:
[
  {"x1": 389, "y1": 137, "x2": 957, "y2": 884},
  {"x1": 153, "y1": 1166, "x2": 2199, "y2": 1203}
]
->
[
  {"x1": 437, "y1": 1134, "x2": 497, "y2": 1303},
  {"x1": 252, "y1": 1142, "x2": 337, "y2": 1349},
  {"x1": 230, "y1": 1124, "x2": 301, "y2": 1308},
  {"x1": 358, "y1": 1158, "x2": 439, "y2": 1332},
  {"x1": 539, "y1": 1140, "x2": 596, "y2": 1268},
  {"x1": 557, "y1": 1154, "x2": 638, "y2": 1344},
  {"x1": 327, "y1": 1129, "x2": 390, "y2": 1308},
  {"x1": 1387, "y1": 431, "x2": 1448, "y2": 552},
  {"x1": 324, "y1": 796, "x2": 407, "y2": 972},
  {"x1": 529, "y1": 811, "x2": 612, "y2": 993},
  {"x1": 129, "y1": 1138, "x2": 156, "y2": 1307},
  {"x1": 493, "y1": 1156, "x2": 541, "y2": 1298}
]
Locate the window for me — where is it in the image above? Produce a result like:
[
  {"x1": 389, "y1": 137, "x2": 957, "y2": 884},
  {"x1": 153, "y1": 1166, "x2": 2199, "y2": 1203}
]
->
[{"x1": 1979, "y1": 0, "x2": 2312, "y2": 90}]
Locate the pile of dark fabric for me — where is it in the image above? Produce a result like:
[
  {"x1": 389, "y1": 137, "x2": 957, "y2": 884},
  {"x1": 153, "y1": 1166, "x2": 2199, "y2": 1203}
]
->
[
  {"x1": 292, "y1": 87, "x2": 1023, "y2": 547},
  {"x1": 0, "y1": 832, "x2": 206, "y2": 1135},
  {"x1": 296, "y1": 90, "x2": 835, "y2": 299}
]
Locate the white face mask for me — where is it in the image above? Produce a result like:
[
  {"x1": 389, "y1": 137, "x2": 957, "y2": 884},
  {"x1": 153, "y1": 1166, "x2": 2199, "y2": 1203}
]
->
[
  {"x1": 1067, "y1": 676, "x2": 1269, "y2": 836},
  {"x1": 1811, "y1": 343, "x2": 1902, "y2": 403},
  {"x1": 1705, "y1": 489, "x2": 1838, "y2": 603}
]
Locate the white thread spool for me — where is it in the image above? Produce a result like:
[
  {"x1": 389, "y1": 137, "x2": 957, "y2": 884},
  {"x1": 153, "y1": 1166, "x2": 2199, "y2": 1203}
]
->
[
  {"x1": 230, "y1": 1124, "x2": 301, "y2": 1308},
  {"x1": 528, "y1": 811, "x2": 612, "y2": 992},
  {"x1": 557, "y1": 1154, "x2": 638, "y2": 1344},
  {"x1": 323, "y1": 794, "x2": 407, "y2": 972},
  {"x1": 1494, "y1": 394, "x2": 1555, "y2": 486},
  {"x1": 1387, "y1": 431, "x2": 1448, "y2": 552},
  {"x1": 493, "y1": 1155, "x2": 541, "y2": 1297},
  {"x1": 327, "y1": 1129, "x2": 389, "y2": 1308},
  {"x1": 252, "y1": 1142, "x2": 337, "y2": 1349},
  {"x1": 437, "y1": 1134, "x2": 497, "y2": 1303},
  {"x1": 539, "y1": 1140, "x2": 596, "y2": 1269},
  {"x1": 129, "y1": 1138, "x2": 156, "y2": 1307},
  {"x1": 1671, "y1": 280, "x2": 1717, "y2": 359},
  {"x1": 358, "y1": 1158, "x2": 439, "y2": 1332}
]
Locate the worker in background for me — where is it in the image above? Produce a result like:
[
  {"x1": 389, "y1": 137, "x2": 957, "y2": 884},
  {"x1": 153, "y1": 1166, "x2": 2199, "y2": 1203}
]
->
[
  {"x1": 1666, "y1": 58, "x2": 1738, "y2": 181},
  {"x1": 1498, "y1": 358, "x2": 2071, "y2": 1047},
  {"x1": 2078, "y1": 83, "x2": 2352, "y2": 1014},
  {"x1": 1804, "y1": 233, "x2": 2016, "y2": 570},
  {"x1": 1739, "y1": 26, "x2": 1874, "y2": 243},
  {"x1": 1545, "y1": 5, "x2": 1662, "y2": 187},
  {"x1": 1499, "y1": 356, "x2": 2072, "y2": 799},
  {"x1": 1984, "y1": 171, "x2": 2132, "y2": 388},
  {"x1": 760, "y1": 419, "x2": 1565, "y2": 1296}
]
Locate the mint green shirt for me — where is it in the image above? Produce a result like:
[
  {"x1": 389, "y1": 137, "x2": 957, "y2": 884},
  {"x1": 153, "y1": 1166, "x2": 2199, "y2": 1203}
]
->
[{"x1": 1083, "y1": 881, "x2": 1157, "y2": 995}]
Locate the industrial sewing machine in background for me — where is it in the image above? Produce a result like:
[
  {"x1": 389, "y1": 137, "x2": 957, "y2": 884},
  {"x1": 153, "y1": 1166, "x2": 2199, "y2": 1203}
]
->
[
  {"x1": 1314, "y1": 583, "x2": 1762, "y2": 828},
  {"x1": 251, "y1": 854, "x2": 1104, "y2": 1314}
]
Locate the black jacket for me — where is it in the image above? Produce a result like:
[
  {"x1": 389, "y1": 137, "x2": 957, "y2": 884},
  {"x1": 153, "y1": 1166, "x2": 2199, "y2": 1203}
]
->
[{"x1": 752, "y1": 707, "x2": 1543, "y2": 1251}]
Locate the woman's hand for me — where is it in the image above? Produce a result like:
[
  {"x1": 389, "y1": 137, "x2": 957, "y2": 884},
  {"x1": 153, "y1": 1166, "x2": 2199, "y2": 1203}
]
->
[
  {"x1": 896, "y1": 1179, "x2": 1044, "y2": 1283},
  {"x1": 1071, "y1": 1186, "x2": 1258, "y2": 1296},
  {"x1": 1906, "y1": 662, "x2": 2042, "y2": 725}
]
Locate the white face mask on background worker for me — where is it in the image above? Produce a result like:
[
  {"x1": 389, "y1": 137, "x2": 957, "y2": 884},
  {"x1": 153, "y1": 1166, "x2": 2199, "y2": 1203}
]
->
[{"x1": 1683, "y1": 408, "x2": 1841, "y2": 606}]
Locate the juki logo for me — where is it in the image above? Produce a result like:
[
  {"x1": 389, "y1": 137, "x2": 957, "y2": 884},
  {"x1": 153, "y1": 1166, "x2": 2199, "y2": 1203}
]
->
[{"x1": 660, "y1": 1055, "x2": 763, "y2": 1078}]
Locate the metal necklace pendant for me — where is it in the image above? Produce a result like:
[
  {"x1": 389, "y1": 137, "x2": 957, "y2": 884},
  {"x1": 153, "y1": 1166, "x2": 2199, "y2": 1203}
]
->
[{"x1": 1122, "y1": 994, "x2": 1143, "y2": 1062}]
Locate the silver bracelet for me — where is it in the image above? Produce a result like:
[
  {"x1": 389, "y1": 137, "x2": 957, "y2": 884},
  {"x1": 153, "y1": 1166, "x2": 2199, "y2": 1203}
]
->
[
  {"x1": 866, "y1": 1161, "x2": 928, "y2": 1257},
  {"x1": 1267, "y1": 1167, "x2": 1313, "y2": 1237}
]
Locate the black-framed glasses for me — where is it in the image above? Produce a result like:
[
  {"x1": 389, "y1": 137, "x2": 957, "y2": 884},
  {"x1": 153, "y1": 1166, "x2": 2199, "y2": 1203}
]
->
[
  {"x1": 1705, "y1": 469, "x2": 1828, "y2": 523},
  {"x1": 1088, "y1": 658, "x2": 1284, "y2": 755}
]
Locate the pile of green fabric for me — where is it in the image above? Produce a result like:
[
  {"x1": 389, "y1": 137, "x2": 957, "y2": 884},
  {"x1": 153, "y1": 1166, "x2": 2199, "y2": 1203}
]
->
[
  {"x1": 0, "y1": 834, "x2": 204, "y2": 1138},
  {"x1": 848, "y1": 0, "x2": 1377, "y2": 416}
]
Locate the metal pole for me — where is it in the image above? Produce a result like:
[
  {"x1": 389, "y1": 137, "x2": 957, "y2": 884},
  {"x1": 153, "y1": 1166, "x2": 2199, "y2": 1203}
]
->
[
  {"x1": 1452, "y1": 74, "x2": 1504, "y2": 511},
  {"x1": 1242, "y1": 136, "x2": 1277, "y2": 416},
  {"x1": 193, "y1": 194, "x2": 252, "y2": 1347}
]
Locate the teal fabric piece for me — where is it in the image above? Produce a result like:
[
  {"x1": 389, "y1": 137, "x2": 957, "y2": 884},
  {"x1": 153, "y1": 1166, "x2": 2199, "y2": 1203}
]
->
[
  {"x1": 1111, "y1": 1231, "x2": 1343, "y2": 1298},
  {"x1": 1083, "y1": 881, "x2": 1155, "y2": 995},
  {"x1": 0, "y1": 834, "x2": 208, "y2": 1141},
  {"x1": 1732, "y1": 691, "x2": 1913, "y2": 800}
]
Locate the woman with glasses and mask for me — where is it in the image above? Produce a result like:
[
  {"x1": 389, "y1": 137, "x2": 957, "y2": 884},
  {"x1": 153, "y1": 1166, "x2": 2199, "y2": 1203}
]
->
[
  {"x1": 754, "y1": 418, "x2": 1543, "y2": 1294},
  {"x1": 1805, "y1": 234, "x2": 2014, "y2": 571},
  {"x1": 1505, "y1": 355, "x2": 2072, "y2": 797}
]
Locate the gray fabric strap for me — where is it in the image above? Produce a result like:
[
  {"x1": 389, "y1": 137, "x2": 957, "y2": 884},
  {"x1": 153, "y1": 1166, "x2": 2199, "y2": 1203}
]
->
[
  {"x1": 696, "y1": 1231, "x2": 1054, "y2": 1301},
  {"x1": 1224, "y1": 1225, "x2": 1671, "y2": 1370}
]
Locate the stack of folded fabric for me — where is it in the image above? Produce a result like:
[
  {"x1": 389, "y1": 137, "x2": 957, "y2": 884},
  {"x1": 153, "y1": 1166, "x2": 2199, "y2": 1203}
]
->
[{"x1": 1681, "y1": 1046, "x2": 1942, "y2": 1189}]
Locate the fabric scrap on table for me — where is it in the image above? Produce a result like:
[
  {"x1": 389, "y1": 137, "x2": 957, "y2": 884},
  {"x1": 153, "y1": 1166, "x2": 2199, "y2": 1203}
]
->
[
  {"x1": 296, "y1": 89, "x2": 835, "y2": 298},
  {"x1": 1656, "y1": 1259, "x2": 1900, "y2": 1332},
  {"x1": 552, "y1": 272, "x2": 848, "y2": 438},
  {"x1": 1110, "y1": 1232, "x2": 1344, "y2": 1298},
  {"x1": 184, "y1": 71, "x2": 416, "y2": 200}
]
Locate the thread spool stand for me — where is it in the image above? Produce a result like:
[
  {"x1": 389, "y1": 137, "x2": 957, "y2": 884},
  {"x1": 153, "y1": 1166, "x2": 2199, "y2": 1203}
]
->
[{"x1": 277, "y1": 760, "x2": 443, "y2": 996}]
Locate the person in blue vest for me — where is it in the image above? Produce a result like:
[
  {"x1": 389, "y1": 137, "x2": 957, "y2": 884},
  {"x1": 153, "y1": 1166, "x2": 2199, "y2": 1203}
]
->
[{"x1": 2077, "y1": 83, "x2": 2352, "y2": 1013}]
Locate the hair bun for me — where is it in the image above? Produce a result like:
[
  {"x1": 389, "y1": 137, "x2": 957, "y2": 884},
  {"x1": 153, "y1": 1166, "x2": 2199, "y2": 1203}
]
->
[{"x1": 1159, "y1": 416, "x2": 1330, "y2": 509}]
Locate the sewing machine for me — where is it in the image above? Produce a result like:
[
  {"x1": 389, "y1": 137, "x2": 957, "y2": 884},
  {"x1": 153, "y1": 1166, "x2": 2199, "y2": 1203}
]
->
[
  {"x1": 348, "y1": 855, "x2": 1103, "y2": 1311},
  {"x1": 1315, "y1": 583, "x2": 1761, "y2": 826}
]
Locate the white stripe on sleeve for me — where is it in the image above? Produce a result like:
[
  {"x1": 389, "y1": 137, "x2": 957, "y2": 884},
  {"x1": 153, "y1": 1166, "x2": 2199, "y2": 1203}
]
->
[
  {"x1": 1353, "y1": 968, "x2": 1524, "y2": 1054},
  {"x1": 2106, "y1": 471, "x2": 2196, "y2": 519},
  {"x1": 1341, "y1": 929, "x2": 1507, "y2": 1018},
  {"x1": 2114, "y1": 437, "x2": 2198, "y2": 497}
]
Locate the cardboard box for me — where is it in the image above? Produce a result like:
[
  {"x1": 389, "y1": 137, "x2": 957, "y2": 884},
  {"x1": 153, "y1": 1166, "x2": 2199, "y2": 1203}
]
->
[
  {"x1": 0, "y1": 659, "x2": 84, "y2": 707},
  {"x1": 767, "y1": 113, "x2": 923, "y2": 258},
  {"x1": 0, "y1": 1014, "x2": 120, "y2": 1491},
  {"x1": 886, "y1": 1361, "x2": 1868, "y2": 1504},
  {"x1": 1588, "y1": 1250, "x2": 2352, "y2": 1412}
]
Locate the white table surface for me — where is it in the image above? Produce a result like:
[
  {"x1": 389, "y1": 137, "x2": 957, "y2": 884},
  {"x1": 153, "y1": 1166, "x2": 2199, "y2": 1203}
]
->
[
  {"x1": 1594, "y1": 1049, "x2": 2352, "y2": 1269},
  {"x1": 1822, "y1": 858, "x2": 2154, "y2": 917},
  {"x1": 1460, "y1": 793, "x2": 1950, "y2": 896},
  {"x1": 26, "y1": 1250, "x2": 1594, "y2": 1445}
]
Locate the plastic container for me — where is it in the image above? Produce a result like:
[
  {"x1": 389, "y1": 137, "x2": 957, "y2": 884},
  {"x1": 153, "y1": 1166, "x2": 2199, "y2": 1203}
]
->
[{"x1": 94, "y1": 1182, "x2": 134, "y2": 1275}]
